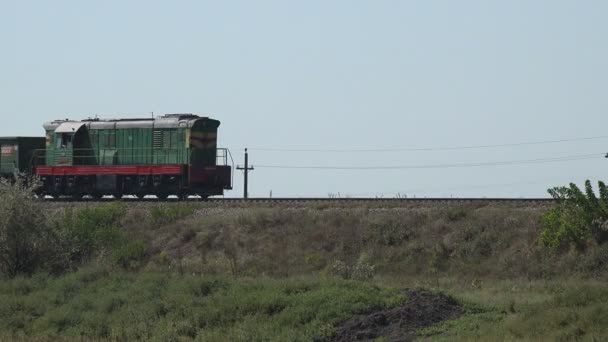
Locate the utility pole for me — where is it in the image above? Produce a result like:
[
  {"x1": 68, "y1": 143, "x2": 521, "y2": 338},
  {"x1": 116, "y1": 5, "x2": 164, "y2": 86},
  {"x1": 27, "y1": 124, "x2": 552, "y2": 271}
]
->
[{"x1": 236, "y1": 148, "x2": 254, "y2": 200}]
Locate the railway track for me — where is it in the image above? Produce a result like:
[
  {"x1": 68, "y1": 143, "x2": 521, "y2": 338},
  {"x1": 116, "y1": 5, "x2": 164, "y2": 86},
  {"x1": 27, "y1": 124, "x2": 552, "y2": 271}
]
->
[{"x1": 43, "y1": 197, "x2": 556, "y2": 205}]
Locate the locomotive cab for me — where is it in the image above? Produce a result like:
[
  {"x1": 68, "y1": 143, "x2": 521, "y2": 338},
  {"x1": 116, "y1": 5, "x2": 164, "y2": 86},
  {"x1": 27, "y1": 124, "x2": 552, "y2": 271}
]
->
[{"x1": 50, "y1": 122, "x2": 88, "y2": 166}]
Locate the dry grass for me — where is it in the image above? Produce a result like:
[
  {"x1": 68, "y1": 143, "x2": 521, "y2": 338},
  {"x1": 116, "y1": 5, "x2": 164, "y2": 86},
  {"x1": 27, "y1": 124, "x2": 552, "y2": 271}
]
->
[{"x1": 113, "y1": 204, "x2": 608, "y2": 281}]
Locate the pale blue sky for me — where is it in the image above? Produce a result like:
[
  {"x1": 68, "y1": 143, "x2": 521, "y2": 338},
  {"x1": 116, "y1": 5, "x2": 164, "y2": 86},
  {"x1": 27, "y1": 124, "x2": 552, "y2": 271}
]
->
[{"x1": 2, "y1": 0, "x2": 607, "y2": 197}]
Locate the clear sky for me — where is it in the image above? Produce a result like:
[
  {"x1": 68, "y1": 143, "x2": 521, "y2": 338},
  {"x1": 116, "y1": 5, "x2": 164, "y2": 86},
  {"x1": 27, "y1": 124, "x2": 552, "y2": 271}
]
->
[{"x1": 2, "y1": 0, "x2": 607, "y2": 197}]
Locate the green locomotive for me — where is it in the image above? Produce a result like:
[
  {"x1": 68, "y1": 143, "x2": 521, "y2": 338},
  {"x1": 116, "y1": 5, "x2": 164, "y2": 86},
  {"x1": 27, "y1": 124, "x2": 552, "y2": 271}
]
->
[{"x1": 34, "y1": 114, "x2": 232, "y2": 198}]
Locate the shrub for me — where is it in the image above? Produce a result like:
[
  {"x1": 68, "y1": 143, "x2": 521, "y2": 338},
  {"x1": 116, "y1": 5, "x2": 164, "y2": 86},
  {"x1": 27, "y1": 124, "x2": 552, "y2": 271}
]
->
[
  {"x1": 0, "y1": 177, "x2": 60, "y2": 277},
  {"x1": 58, "y1": 203, "x2": 127, "y2": 266},
  {"x1": 540, "y1": 181, "x2": 608, "y2": 250}
]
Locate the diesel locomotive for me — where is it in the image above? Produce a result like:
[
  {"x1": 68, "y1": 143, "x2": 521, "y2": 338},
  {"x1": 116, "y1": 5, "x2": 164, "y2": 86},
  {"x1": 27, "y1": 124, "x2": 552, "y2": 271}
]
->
[{"x1": 0, "y1": 114, "x2": 233, "y2": 199}]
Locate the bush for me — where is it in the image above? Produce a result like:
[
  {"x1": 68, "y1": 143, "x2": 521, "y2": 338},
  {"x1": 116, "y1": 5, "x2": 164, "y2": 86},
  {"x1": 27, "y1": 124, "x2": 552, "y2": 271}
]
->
[
  {"x1": 0, "y1": 177, "x2": 60, "y2": 277},
  {"x1": 540, "y1": 181, "x2": 608, "y2": 250},
  {"x1": 58, "y1": 203, "x2": 127, "y2": 266}
]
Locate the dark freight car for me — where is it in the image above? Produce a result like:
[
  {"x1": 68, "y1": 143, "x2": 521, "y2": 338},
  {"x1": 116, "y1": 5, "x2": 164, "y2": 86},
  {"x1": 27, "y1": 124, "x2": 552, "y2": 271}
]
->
[{"x1": 0, "y1": 137, "x2": 46, "y2": 179}]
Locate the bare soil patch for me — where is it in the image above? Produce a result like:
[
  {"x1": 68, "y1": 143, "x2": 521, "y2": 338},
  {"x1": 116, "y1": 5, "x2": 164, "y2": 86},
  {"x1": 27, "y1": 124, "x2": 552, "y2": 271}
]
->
[{"x1": 330, "y1": 289, "x2": 462, "y2": 342}]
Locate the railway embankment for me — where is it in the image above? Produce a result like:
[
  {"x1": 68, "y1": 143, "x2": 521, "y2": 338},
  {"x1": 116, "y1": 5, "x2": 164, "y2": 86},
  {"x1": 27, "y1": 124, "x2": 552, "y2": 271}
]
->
[
  {"x1": 118, "y1": 203, "x2": 602, "y2": 280},
  {"x1": 1, "y1": 180, "x2": 608, "y2": 340}
]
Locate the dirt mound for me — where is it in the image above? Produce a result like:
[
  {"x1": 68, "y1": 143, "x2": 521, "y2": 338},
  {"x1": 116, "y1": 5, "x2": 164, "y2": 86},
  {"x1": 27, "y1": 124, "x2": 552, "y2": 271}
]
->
[{"x1": 331, "y1": 289, "x2": 462, "y2": 342}]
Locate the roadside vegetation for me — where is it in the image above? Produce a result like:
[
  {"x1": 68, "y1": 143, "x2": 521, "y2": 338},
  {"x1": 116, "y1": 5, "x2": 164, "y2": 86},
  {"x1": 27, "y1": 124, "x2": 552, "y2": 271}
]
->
[{"x1": 0, "y1": 177, "x2": 607, "y2": 340}]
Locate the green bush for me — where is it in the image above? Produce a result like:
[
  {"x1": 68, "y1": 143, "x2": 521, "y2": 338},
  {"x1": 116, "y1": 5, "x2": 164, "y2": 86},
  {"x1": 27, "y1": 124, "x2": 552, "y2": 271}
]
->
[
  {"x1": 58, "y1": 203, "x2": 127, "y2": 267},
  {"x1": 540, "y1": 181, "x2": 608, "y2": 250},
  {"x1": 0, "y1": 179, "x2": 134, "y2": 277}
]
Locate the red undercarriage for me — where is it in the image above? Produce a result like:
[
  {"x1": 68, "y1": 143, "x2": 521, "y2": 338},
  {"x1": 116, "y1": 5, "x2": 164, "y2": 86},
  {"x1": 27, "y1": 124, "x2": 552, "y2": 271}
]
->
[
  {"x1": 35, "y1": 165, "x2": 232, "y2": 195},
  {"x1": 36, "y1": 165, "x2": 184, "y2": 176}
]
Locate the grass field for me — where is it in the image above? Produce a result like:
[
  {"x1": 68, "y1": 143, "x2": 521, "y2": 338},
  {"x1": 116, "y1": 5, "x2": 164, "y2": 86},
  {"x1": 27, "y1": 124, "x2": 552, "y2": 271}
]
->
[
  {"x1": 1, "y1": 202, "x2": 607, "y2": 341},
  {"x1": 1, "y1": 270, "x2": 606, "y2": 341},
  {"x1": 408, "y1": 278, "x2": 608, "y2": 341},
  {"x1": 0, "y1": 267, "x2": 404, "y2": 341}
]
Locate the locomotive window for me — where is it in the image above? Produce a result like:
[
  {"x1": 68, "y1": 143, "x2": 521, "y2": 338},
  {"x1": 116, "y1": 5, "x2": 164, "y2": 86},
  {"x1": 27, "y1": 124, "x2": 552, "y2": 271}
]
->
[{"x1": 58, "y1": 134, "x2": 72, "y2": 148}]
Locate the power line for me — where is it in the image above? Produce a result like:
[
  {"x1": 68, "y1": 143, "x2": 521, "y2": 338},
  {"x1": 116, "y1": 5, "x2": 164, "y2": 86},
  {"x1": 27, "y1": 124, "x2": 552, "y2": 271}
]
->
[
  {"x1": 255, "y1": 153, "x2": 604, "y2": 170},
  {"x1": 242, "y1": 174, "x2": 608, "y2": 198},
  {"x1": 242, "y1": 135, "x2": 608, "y2": 153},
  {"x1": 350, "y1": 176, "x2": 607, "y2": 196}
]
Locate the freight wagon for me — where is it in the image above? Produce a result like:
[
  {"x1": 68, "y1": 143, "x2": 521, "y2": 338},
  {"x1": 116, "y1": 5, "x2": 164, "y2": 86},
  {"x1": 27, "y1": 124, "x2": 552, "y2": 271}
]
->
[{"x1": 0, "y1": 137, "x2": 46, "y2": 179}]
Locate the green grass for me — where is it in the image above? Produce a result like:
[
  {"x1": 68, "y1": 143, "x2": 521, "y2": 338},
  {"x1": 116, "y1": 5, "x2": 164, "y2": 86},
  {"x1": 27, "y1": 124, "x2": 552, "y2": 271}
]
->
[
  {"x1": 0, "y1": 267, "x2": 405, "y2": 341},
  {"x1": 414, "y1": 279, "x2": 608, "y2": 341},
  {"x1": 3, "y1": 270, "x2": 608, "y2": 341}
]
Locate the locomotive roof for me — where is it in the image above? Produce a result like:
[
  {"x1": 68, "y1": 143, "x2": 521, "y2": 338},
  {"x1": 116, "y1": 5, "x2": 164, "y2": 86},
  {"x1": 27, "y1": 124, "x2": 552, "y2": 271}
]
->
[{"x1": 43, "y1": 114, "x2": 218, "y2": 131}]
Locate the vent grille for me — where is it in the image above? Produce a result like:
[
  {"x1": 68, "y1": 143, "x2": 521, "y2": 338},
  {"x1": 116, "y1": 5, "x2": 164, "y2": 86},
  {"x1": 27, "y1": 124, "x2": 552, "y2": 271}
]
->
[{"x1": 153, "y1": 130, "x2": 162, "y2": 148}]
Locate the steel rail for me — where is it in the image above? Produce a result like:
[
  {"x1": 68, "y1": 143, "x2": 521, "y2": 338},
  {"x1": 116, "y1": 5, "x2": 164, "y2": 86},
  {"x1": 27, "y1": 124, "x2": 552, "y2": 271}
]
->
[{"x1": 42, "y1": 197, "x2": 556, "y2": 204}]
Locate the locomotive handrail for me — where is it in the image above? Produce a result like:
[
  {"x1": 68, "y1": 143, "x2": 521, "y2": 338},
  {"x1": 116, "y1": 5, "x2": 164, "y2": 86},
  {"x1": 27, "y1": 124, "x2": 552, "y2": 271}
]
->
[
  {"x1": 216, "y1": 148, "x2": 232, "y2": 166},
  {"x1": 216, "y1": 148, "x2": 234, "y2": 188},
  {"x1": 31, "y1": 147, "x2": 233, "y2": 167},
  {"x1": 33, "y1": 147, "x2": 195, "y2": 166}
]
